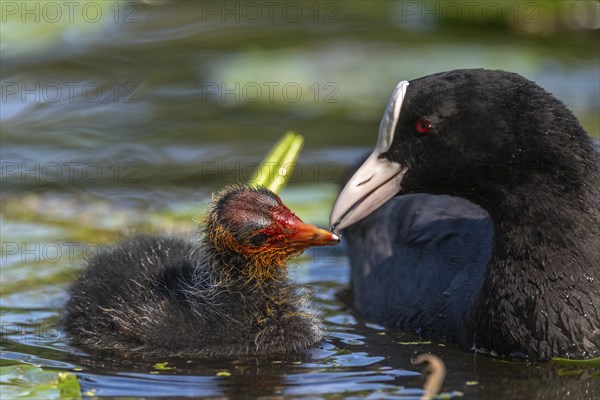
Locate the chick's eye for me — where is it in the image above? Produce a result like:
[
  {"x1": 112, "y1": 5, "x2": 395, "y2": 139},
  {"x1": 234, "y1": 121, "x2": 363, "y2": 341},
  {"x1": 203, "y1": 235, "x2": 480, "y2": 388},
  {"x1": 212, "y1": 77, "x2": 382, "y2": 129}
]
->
[
  {"x1": 249, "y1": 233, "x2": 268, "y2": 247},
  {"x1": 416, "y1": 117, "x2": 432, "y2": 134}
]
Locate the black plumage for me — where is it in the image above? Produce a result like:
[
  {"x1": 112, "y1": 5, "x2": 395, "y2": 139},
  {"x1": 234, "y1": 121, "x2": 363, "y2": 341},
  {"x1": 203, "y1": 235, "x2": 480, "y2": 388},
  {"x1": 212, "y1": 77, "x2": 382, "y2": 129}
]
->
[
  {"x1": 63, "y1": 185, "x2": 338, "y2": 357},
  {"x1": 332, "y1": 69, "x2": 600, "y2": 360}
]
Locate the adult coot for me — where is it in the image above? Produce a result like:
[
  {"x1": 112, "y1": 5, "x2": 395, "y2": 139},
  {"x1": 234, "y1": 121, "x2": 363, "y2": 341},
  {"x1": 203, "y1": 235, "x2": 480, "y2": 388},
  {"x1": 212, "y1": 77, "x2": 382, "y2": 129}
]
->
[
  {"x1": 64, "y1": 184, "x2": 339, "y2": 357},
  {"x1": 330, "y1": 69, "x2": 600, "y2": 360}
]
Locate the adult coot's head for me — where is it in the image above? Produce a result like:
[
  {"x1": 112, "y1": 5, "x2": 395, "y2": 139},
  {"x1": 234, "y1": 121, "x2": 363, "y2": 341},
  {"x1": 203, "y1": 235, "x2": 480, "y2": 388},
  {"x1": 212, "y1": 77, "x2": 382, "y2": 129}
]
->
[
  {"x1": 330, "y1": 69, "x2": 599, "y2": 230},
  {"x1": 208, "y1": 184, "x2": 339, "y2": 279},
  {"x1": 330, "y1": 69, "x2": 600, "y2": 360}
]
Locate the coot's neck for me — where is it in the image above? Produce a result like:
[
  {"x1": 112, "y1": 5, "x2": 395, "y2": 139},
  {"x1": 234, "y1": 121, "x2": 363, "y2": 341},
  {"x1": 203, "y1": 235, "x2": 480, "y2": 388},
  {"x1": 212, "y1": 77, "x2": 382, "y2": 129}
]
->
[
  {"x1": 187, "y1": 239, "x2": 298, "y2": 326},
  {"x1": 469, "y1": 168, "x2": 600, "y2": 359},
  {"x1": 199, "y1": 238, "x2": 287, "y2": 288}
]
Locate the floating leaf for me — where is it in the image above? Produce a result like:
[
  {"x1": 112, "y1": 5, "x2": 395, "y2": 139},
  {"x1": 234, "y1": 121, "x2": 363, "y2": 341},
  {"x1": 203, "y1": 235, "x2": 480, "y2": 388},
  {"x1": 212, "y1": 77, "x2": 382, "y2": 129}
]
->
[
  {"x1": 153, "y1": 362, "x2": 173, "y2": 371},
  {"x1": 396, "y1": 341, "x2": 432, "y2": 345},
  {"x1": 556, "y1": 368, "x2": 587, "y2": 376},
  {"x1": 216, "y1": 371, "x2": 231, "y2": 377},
  {"x1": 0, "y1": 364, "x2": 67, "y2": 398},
  {"x1": 552, "y1": 357, "x2": 600, "y2": 366},
  {"x1": 58, "y1": 372, "x2": 81, "y2": 397}
]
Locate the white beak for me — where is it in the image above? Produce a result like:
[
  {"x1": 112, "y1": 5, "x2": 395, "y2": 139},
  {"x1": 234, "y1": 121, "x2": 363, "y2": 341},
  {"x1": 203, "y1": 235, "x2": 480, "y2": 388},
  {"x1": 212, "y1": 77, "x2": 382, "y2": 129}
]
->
[{"x1": 329, "y1": 81, "x2": 410, "y2": 231}]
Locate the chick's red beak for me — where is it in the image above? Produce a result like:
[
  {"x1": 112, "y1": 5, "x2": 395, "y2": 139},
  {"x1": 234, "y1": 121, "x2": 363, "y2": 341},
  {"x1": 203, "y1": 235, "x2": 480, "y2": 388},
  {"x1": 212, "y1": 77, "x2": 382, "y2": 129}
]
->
[
  {"x1": 285, "y1": 219, "x2": 340, "y2": 249},
  {"x1": 270, "y1": 206, "x2": 340, "y2": 249}
]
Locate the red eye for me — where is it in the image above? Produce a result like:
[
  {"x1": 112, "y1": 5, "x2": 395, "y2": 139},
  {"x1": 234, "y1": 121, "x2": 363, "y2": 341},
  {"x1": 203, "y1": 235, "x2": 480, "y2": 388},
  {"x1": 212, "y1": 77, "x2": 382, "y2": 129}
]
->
[{"x1": 416, "y1": 117, "x2": 431, "y2": 133}]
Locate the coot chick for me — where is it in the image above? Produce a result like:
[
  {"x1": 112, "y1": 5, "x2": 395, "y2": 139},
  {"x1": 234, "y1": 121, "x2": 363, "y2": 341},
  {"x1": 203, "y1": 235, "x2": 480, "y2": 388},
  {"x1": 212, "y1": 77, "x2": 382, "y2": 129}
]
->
[
  {"x1": 64, "y1": 184, "x2": 339, "y2": 357},
  {"x1": 330, "y1": 69, "x2": 600, "y2": 360}
]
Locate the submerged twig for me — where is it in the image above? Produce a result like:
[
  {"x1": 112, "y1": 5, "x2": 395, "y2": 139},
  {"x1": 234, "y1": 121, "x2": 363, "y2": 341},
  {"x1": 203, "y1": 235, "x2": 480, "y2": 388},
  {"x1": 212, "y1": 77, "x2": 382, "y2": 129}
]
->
[{"x1": 412, "y1": 353, "x2": 446, "y2": 400}]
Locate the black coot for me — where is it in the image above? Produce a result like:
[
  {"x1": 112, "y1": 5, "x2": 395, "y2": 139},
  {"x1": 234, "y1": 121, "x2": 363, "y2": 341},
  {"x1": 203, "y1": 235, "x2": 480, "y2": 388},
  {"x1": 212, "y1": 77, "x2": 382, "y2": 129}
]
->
[
  {"x1": 64, "y1": 184, "x2": 339, "y2": 357},
  {"x1": 330, "y1": 69, "x2": 600, "y2": 360}
]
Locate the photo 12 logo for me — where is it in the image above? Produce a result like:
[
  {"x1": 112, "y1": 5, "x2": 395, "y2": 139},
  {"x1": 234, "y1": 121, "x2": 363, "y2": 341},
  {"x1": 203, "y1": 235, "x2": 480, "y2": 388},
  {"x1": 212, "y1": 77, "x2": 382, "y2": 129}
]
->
[
  {"x1": 1, "y1": 162, "x2": 139, "y2": 184},
  {"x1": 197, "y1": 2, "x2": 339, "y2": 23},
  {"x1": 1, "y1": 241, "x2": 103, "y2": 264},
  {"x1": 201, "y1": 81, "x2": 339, "y2": 104},
  {"x1": 397, "y1": 2, "x2": 540, "y2": 24},
  {"x1": 1, "y1": 323, "x2": 65, "y2": 342},
  {"x1": 1, "y1": 81, "x2": 140, "y2": 104},
  {"x1": 1, "y1": 1, "x2": 140, "y2": 24}
]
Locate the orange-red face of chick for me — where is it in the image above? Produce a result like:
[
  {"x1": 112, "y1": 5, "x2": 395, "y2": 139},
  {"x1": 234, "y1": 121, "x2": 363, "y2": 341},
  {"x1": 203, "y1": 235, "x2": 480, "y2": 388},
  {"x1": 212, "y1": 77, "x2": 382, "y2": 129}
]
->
[{"x1": 210, "y1": 185, "x2": 339, "y2": 257}]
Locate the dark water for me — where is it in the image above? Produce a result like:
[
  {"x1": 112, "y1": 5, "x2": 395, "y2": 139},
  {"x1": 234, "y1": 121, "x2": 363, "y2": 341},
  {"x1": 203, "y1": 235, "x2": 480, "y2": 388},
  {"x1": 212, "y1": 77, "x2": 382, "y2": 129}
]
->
[{"x1": 1, "y1": 1, "x2": 599, "y2": 398}]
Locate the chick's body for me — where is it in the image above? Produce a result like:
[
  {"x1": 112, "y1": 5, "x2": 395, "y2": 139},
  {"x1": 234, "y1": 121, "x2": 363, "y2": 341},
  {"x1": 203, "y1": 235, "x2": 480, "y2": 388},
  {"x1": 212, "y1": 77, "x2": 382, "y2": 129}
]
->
[{"x1": 63, "y1": 185, "x2": 338, "y2": 357}]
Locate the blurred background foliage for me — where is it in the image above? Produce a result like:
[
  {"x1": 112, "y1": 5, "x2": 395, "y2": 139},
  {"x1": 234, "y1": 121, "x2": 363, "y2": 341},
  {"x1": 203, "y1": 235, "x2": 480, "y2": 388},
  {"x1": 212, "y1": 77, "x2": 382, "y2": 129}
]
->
[{"x1": 2, "y1": 1, "x2": 598, "y2": 202}]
